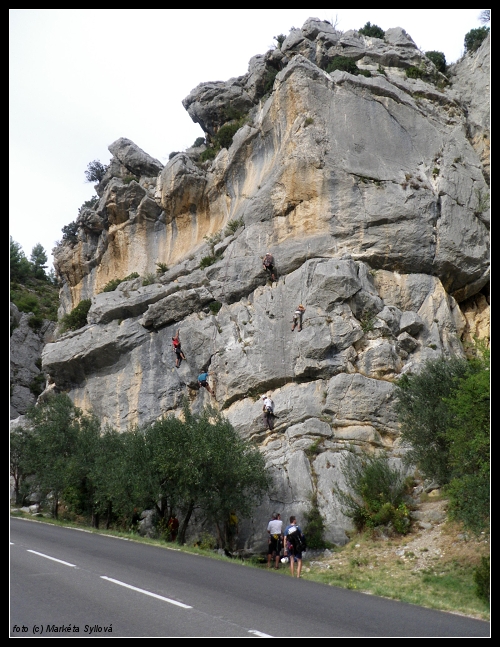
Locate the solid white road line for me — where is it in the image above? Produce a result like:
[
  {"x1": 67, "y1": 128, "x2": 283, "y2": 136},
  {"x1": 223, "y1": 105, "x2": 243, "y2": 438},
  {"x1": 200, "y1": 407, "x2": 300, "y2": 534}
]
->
[
  {"x1": 248, "y1": 629, "x2": 274, "y2": 637},
  {"x1": 100, "y1": 576, "x2": 193, "y2": 608},
  {"x1": 27, "y1": 549, "x2": 78, "y2": 568}
]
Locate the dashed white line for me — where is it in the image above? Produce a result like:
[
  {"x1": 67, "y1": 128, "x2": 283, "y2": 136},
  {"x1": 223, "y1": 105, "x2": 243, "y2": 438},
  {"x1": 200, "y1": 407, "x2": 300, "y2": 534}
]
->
[
  {"x1": 100, "y1": 576, "x2": 192, "y2": 608},
  {"x1": 27, "y1": 549, "x2": 78, "y2": 568},
  {"x1": 248, "y1": 629, "x2": 274, "y2": 637}
]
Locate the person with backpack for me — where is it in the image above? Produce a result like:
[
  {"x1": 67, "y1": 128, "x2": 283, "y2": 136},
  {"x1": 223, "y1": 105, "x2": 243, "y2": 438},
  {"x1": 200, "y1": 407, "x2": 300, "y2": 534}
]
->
[
  {"x1": 172, "y1": 330, "x2": 186, "y2": 368},
  {"x1": 261, "y1": 395, "x2": 275, "y2": 430},
  {"x1": 266, "y1": 512, "x2": 283, "y2": 569},
  {"x1": 283, "y1": 515, "x2": 306, "y2": 578},
  {"x1": 262, "y1": 252, "x2": 276, "y2": 282},
  {"x1": 198, "y1": 371, "x2": 215, "y2": 396},
  {"x1": 291, "y1": 304, "x2": 306, "y2": 332}
]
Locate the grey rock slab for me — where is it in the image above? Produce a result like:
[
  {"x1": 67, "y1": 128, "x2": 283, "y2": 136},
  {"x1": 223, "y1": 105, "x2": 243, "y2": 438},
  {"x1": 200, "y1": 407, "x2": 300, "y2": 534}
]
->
[{"x1": 108, "y1": 137, "x2": 164, "y2": 177}]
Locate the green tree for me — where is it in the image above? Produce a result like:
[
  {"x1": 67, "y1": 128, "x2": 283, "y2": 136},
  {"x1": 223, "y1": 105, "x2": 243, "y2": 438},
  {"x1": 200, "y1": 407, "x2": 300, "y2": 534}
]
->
[
  {"x1": 30, "y1": 243, "x2": 48, "y2": 280},
  {"x1": 358, "y1": 22, "x2": 385, "y2": 39},
  {"x1": 143, "y1": 402, "x2": 271, "y2": 548},
  {"x1": 444, "y1": 351, "x2": 490, "y2": 533},
  {"x1": 10, "y1": 236, "x2": 31, "y2": 282},
  {"x1": 393, "y1": 356, "x2": 472, "y2": 485},
  {"x1": 24, "y1": 394, "x2": 84, "y2": 518},
  {"x1": 10, "y1": 423, "x2": 34, "y2": 505},
  {"x1": 425, "y1": 50, "x2": 447, "y2": 74},
  {"x1": 61, "y1": 221, "x2": 79, "y2": 244},
  {"x1": 464, "y1": 26, "x2": 489, "y2": 53},
  {"x1": 85, "y1": 160, "x2": 108, "y2": 183}
]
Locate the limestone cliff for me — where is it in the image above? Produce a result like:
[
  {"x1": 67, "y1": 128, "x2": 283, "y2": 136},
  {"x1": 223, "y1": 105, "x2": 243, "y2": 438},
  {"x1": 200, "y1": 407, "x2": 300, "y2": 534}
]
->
[{"x1": 41, "y1": 20, "x2": 489, "y2": 549}]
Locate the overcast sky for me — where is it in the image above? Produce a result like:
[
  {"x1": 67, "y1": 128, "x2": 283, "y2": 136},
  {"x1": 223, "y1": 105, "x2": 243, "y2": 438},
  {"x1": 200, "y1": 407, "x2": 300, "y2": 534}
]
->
[{"x1": 9, "y1": 9, "x2": 487, "y2": 270}]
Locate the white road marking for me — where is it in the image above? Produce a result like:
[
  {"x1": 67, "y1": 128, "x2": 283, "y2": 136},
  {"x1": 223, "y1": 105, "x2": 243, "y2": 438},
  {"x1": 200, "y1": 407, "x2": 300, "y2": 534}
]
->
[
  {"x1": 27, "y1": 549, "x2": 77, "y2": 568},
  {"x1": 100, "y1": 576, "x2": 192, "y2": 608},
  {"x1": 248, "y1": 630, "x2": 274, "y2": 637}
]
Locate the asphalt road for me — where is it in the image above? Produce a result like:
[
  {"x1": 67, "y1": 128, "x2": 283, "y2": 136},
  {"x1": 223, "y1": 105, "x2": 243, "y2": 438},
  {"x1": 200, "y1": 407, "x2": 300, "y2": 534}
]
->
[{"x1": 10, "y1": 517, "x2": 490, "y2": 638}]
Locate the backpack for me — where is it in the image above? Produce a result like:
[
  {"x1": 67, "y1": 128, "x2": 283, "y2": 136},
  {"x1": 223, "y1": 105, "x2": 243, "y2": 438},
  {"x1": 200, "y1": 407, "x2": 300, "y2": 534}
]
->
[{"x1": 287, "y1": 527, "x2": 306, "y2": 553}]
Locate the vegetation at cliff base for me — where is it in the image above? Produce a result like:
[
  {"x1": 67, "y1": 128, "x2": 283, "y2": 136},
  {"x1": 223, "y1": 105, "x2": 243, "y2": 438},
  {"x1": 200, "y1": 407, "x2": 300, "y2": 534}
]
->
[
  {"x1": 11, "y1": 395, "x2": 270, "y2": 549},
  {"x1": 339, "y1": 452, "x2": 412, "y2": 535},
  {"x1": 393, "y1": 348, "x2": 490, "y2": 535}
]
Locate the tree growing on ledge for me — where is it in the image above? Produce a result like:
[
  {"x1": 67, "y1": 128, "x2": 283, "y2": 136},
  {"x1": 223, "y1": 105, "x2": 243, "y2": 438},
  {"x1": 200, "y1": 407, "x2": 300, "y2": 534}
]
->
[{"x1": 85, "y1": 160, "x2": 108, "y2": 183}]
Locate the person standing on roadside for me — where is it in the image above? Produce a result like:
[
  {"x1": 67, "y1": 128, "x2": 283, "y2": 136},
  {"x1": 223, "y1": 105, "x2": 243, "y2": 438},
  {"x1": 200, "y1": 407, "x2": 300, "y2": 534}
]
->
[
  {"x1": 266, "y1": 512, "x2": 283, "y2": 569},
  {"x1": 283, "y1": 515, "x2": 305, "y2": 578}
]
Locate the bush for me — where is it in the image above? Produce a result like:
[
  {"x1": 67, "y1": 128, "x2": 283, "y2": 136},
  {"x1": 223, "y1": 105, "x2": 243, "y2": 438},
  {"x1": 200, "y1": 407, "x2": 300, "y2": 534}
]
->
[
  {"x1": 209, "y1": 301, "x2": 222, "y2": 315},
  {"x1": 193, "y1": 137, "x2": 205, "y2": 147},
  {"x1": 214, "y1": 122, "x2": 241, "y2": 150},
  {"x1": 142, "y1": 273, "x2": 156, "y2": 286},
  {"x1": 303, "y1": 495, "x2": 330, "y2": 548},
  {"x1": 200, "y1": 254, "x2": 221, "y2": 269},
  {"x1": 358, "y1": 22, "x2": 385, "y2": 39},
  {"x1": 262, "y1": 67, "x2": 279, "y2": 95},
  {"x1": 59, "y1": 299, "x2": 92, "y2": 333},
  {"x1": 405, "y1": 66, "x2": 425, "y2": 79},
  {"x1": 464, "y1": 27, "x2": 489, "y2": 53},
  {"x1": 425, "y1": 50, "x2": 447, "y2": 74},
  {"x1": 224, "y1": 217, "x2": 244, "y2": 236},
  {"x1": 339, "y1": 451, "x2": 411, "y2": 534},
  {"x1": 169, "y1": 151, "x2": 180, "y2": 160},
  {"x1": 78, "y1": 196, "x2": 99, "y2": 215},
  {"x1": 85, "y1": 160, "x2": 108, "y2": 183},
  {"x1": 28, "y1": 314, "x2": 44, "y2": 331},
  {"x1": 101, "y1": 273, "x2": 140, "y2": 293},
  {"x1": 473, "y1": 556, "x2": 490, "y2": 603},
  {"x1": 199, "y1": 147, "x2": 217, "y2": 163},
  {"x1": 156, "y1": 262, "x2": 168, "y2": 275},
  {"x1": 61, "y1": 221, "x2": 79, "y2": 244},
  {"x1": 29, "y1": 373, "x2": 46, "y2": 397},
  {"x1": 325, "y1": 56, "x2": 360, "y2": 75},
  {"x1": 273, "y1": 34, "x2": 286, "y2": 49},
  {"x1": 15, "y1": 294, "x2": 39, "y2": 316},
  {"x1": 122, "y1": 175, "x2": 138, "y2": 184}
]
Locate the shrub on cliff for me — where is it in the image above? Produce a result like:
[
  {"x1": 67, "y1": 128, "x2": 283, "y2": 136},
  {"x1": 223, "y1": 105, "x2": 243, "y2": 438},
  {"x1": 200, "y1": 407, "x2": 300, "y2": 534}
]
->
[
  {"x1": 464, "y1": 26, "x2": 489, "y2": 53},
  {"x1": 84, "y1": 159, "x2": 108, "y2": 183},
  {"x1": 59, "y1": 299, "x2": 91, "y2": 333},
  {"x1": 101, "y1": 273, "x2": 140, "y2": 293},
  {"x1": 358, "y1": 22, "x2": 385, "y2": 39},
  {"x1": 325, "y1": 56, "x2": 360, "y2": 76},
  {"x1": 425, "y1": 50, "x2": 447, "y2": 74}
]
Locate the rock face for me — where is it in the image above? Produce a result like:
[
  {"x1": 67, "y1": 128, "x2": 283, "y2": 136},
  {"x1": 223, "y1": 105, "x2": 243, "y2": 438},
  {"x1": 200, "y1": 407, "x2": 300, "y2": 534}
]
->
[
  {"x1": 10, "y1": 304, "x2": 55, "y2": 419},
  {"x1": 41, "y1": 19, "x2": 489, "y2": 550}
]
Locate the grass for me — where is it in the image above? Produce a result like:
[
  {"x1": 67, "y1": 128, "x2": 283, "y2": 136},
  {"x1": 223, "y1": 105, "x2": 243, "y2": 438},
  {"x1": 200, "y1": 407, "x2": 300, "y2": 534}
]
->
[{"x1": 10, "y1": 508, "x2": 489, "y2": 621}]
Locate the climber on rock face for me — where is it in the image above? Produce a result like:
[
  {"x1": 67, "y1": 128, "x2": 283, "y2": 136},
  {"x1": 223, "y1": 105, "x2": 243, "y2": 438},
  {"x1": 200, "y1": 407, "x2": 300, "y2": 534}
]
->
[
  {"x1": 172, "y1": 330, "x2": 187, "y2": 368},
  {"x1": 262, "y1": 252, "x2": 276, "y2": 282},
  {"x1": 291, "y1": 304, "x2": 306, "y2": 332},
  {"x1": 198, "y1": 371, "x2": 215, "y2": 396}
]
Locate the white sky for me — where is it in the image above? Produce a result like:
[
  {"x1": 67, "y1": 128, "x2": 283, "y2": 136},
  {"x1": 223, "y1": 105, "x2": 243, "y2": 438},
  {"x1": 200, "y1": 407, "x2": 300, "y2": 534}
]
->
[{"x1": 9, "y1": 9, "x2": 487, "y2": 270}]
